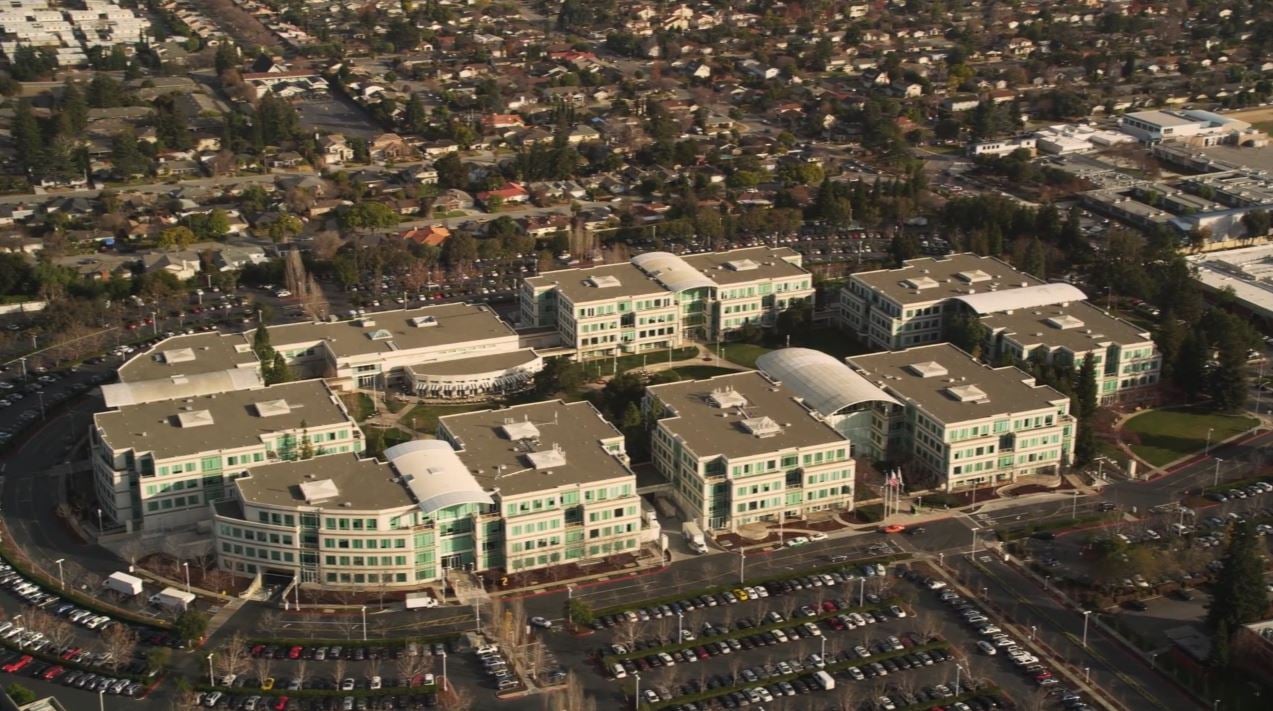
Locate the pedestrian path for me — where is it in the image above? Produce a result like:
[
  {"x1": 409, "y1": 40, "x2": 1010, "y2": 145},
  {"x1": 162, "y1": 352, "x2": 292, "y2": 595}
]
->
[{"x1": 203, "y1": 597, "x2": 247, "y2": 643}]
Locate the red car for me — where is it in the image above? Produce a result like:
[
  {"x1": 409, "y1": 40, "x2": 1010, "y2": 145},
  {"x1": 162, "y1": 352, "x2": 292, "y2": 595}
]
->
[
  {"x1": 2, "y1": 656, "x2": 33, "y2": 673},
  {"x1": 250, "y1": 644, "x2": 265, "y2": 657},
  {"x1": 41, "y1": 666, "x2": 65, "y2": 681},
  {"x1": 272, "y1": 697, "x2": 289, "y2": 711},
  {"x1": 288, "y1": 645, "x2": 303, "y2": 659},
  {"x1": 821, "y1": 601, "x2": 839, "y2": 612},
  {"x1": 879, "y1": 524, "x2": 906, "y2": 534},
  {"x1": 59, "y1": 647, "x2": 80, "y2": 661}
]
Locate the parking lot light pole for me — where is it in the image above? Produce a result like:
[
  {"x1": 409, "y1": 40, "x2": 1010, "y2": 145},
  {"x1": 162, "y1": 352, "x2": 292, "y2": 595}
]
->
[
  {"x1": 1082, "y1": 610, "x2": 1092, "y2": 648},
  {"x1": 858, "y1": 577, "x2": 866, "y2": 607},
  {"x1": 738, "y1": 549, "x2": 746, "y2": 585},
  {"x1": 1205, "y1": 428, "x2": 1214, "y2": 456},
  {"x1": 969, "y1": 528, "x2": 979, "y2": 556},
  {"x1": 440, "y1": 650, "x2": 447, "y2": 692},
  {"x1": 1072, "y1": 490, "x2": 1079, "y2": 520},
  {"x1": 1084, "y1": 666, "x2": 1090, "y2": 683},
  {"x1": 181, "y1": 562, "x2": 190, "y2": 592},
  {"x1": 954, "y1": 663, "x2": 965, "y2": 695},
  {"x1": 633, "y1": 672, "x2": 640, "y2": 710},
  {"x1": 676, "y1": 611, "x2": 683, "y2": 643},
  {"x1": 820, "y1": 635, "x2": 826, "y2": 661},
  {"x1": 1030, "y1": 625, "x2": 1037, "y2": 641},
  {"x1": 361, "y1": 605, "x2": 368, "y2": 641},
  {"x1": 98, "y1": 689, "x2": 104, "y2": 711},
  {"x1": 54, "y1": 558, "x2": 64, "y2": 589},
  {"x1": 1214, "y1": 458, "x2": 1224, "y2": 488},
  {"x1": 206, "y1": 653, "x2": 214, "y2": 686}
]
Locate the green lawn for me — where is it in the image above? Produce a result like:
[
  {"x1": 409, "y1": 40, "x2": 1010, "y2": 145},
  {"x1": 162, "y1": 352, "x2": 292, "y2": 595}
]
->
[
  {"x1": 667, "y1": 365, "x2": 738, "y2": 380},
  {"x1": 341, "y1": 393, "x2": 375, "y2": 422},
  {"x1": 403, "y1": 402, "x2": 494, "y2": 435},
  {"x1": 1123, "y1": 408, "x2": 1258, "y2": 467},
  {"x1": 719, "y1": 343, "x2": 772, "y2": 369}
]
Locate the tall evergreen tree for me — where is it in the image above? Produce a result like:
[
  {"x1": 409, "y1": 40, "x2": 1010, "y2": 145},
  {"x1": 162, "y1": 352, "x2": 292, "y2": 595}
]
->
[
  {"x1": 1206, "y1": 521, "x2": 1269, "y2": 666},
  {"x1": 253, "y1": 322, "x2": 274, "y2": 362},
  {"x1": 1023, "y1": 237, "x2": 1046, "y2": 279},
  {"x1": 1075, "y1": 353, "x2": 1098, "y2": 420},
  {"x1": 11, "y1": 100, "x2": 41, "y2": 174}
]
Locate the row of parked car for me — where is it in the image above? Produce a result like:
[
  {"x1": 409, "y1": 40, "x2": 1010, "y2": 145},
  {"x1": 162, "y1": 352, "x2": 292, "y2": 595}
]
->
[
  {"x1": 0, "y1": 649, "x2": 146, "y2": 698},
  {"x1": 475, "y1": 643, "x2": 519, "y2": 692},
  {"x1": 246, "y1": 642, "x2": 448, "y2": 662},
  {"x1": 198, "y1": 692, "x2": 440, "y2": 710}
]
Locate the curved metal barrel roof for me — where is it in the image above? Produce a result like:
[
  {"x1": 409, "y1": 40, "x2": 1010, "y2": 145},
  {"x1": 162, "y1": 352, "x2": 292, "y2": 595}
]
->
[
  {"x1": 756, "y1": 348, "x2": 899, "y2": 416},
  {"x1": 952, "y1": 283, "x2": 1087, "y2": 315},
  {"x1": 386, "y1": 439, "x2": 494, "y2": 514},
  {"x1": 631, "y1": 251, "x2": 717, "y2": 292}
]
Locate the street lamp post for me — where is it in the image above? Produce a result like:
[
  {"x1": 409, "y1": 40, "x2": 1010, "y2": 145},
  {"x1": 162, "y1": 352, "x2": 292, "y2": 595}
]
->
[
  {"x1": 54, "y1": 558, "x2": 64, "y2": 589},
  {"x1": 1084, "y1": 666, "x2": 1090, "y2": 683},
  {"x1": 633, "y1": 671, "x2": 641, "y2": 710},
  {"x1": 1082, "y1": 610, "x2": 1092, "y2": 648},
  {"x1": 858, "y1": 577, "x2": 866, "y2": 607},
  {"x1": 969, "y1": 528, "x2": 979, "y2": 556},
  {"x1": 182, "y1": 562, "x2": 190, "y2": 593},
  {"x1": 738, "y1": 549, "x2": 746, "y2": 585},
  {"x1": 954, "y1": 663, "x2": 965, "y2": 695},
  {"x1": 676, "y1": 611, "x2": 684, "y2": 644},
  {"x1": 566, "y1": 584, "x2": 574, "y2": 600},
  {"x1": 1205, "y1": 427, "x2": 1214, "y2": 456},
  {"x1": 206, "y1": 653, "x2": 214, "y2": 686},
  {"x1": 98, "y1": 689, "x2": 104, "y2": 711},
  {"x1": 1214, "y1": 458, "x2": 1224, "y2": 488},
  {"x1": 440, "y1": 650, "x2": 448, "y2": 692},
  {"x1": 361, "y1": 605, "x2": 368, "y2": 641},
  {"x1": 820, "y1": 635, "x2": 826, "y2": 662},
  {"x1": 96, "y1": 507, "x2": 103, "y2": 533},
  {"x1": 1030, "y1": 624, "x2": 1036, "y2": 641}
]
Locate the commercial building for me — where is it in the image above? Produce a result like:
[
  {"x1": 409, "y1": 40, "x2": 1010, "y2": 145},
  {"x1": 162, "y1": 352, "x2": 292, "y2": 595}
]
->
[
  {"x1": 520, "y1": 247, "x2": 814, "y2": 360},
  {"x1": 645, "y1": 371, "x2": 856, "y2": 533},
  {"x1": 211, "y1": 399, "x2": 643, "y2": 587},
  {"x1": 92, "y1": 380, "x2": 364, "y2": 532},
  {"x1": 1117, "y1": 109, "x2": 1253, "y2": 147},
  {"x1": 847, "y1": 344, "x2": 1075, "y2": 491},
  {"x1": 111, "y1": 303, "x2": 543, "y2": 403},
  {"x1": 1187, "y1": 244, "x2": 1273, "y2": 326},
  {"x1": 980, "y1": 300, "x2": 1160, "y2": 403},
  {"x1": 266, "y1": 303, "x2": 542, "y2": 399}
]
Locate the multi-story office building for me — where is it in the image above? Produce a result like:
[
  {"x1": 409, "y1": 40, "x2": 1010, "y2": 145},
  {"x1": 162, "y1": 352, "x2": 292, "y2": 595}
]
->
[
  {"x1": 210, "y1": 400, "x2": 643, "y2": 587},
  {"x1": 838, "y1": 254, "x2": 1160, "y2": 402},
  {"x1": 110, "y1": 304, "x2": 542, "y2": 403},
  {"x1": 979, "y1": 300, "x2": 1160, "y2": 403},
  {"x1": 645, "y1": 371, "x2": 856, "y2": 533},
  {"x1": 436, "y1": 400, "x2": 643, "y2": 573},
  {"x1": 92, "y1": 380, "x2": 363, "y2": 532},
  {"x1": 847, "y1": 344, "x2": 1075, "y2": 491},
  {"x1": 521, "y1": 247, "x2": 814, "y2": 360}
]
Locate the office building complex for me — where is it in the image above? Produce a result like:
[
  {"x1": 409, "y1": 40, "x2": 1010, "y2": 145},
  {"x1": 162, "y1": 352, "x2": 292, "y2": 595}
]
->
[
  {"x1": 645, "y1": 371, "x2": 856, "y2": 533},
  {"x1": 848, "y1": 344, "x2": 1075, "y2": 491},
  {"x1": 211, "y1": 400, "x2": 643, "y2": 587},
  {"x1": 520, "y1": 247, "x2": 814, "y2": 360}
]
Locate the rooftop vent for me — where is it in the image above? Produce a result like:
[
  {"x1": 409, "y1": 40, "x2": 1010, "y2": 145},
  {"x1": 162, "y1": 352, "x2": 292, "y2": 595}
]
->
[
  {"x1": 955, "y1": 269, "x2": 993, "y2": 284},
  {"x1": 587, "y1": 275, "x2": 621, "y2": 288},
  {"x1": 500, "y1": 420, "x2": 540, "y2": 441},
  {"x1": 944, "y1": 384, "x2": 990, "y2": 403},
  {"x1": 299, "y1": 478, "x2": 339, "y2": 503},
  {"x1": 907, "y1": 361, "x2": 948, "y2": 378},
  {"x1": 725, "y1": 258, "x2": 760, "y2": 271},
  {"x1": 1045, "y1": 315, "x2": 1084, "y2": 330},
  {"x1": 368, "y1": 329, "x2": 394, "y2": 341},
  {"x1": 409, "y1": 315, "x2": 439, "y2": 328},
  {"x1": 739, "y1": 416, "x2": 783, "y2": 438},
  {"x1": 525, "y1": 445, "x2": 566, "y2": 470},
  {"x1": 162, "y1": 348, "x2": 196, "y2": 364},
  {"x1": 357, "y1": 319, "x2": 376, "y2": 328},
  {"x1": 176, "y1": 410, "x2": 214, "y2": 428},
  {"x1": 255, "y1": 399, "x2": 291, "y2": 417},
  {"x1": 707, "y1": 387, "x2": 748, "y2": 409},
  {"x1": 901, "y1": 276, "x2": 939, "y2": 290}
]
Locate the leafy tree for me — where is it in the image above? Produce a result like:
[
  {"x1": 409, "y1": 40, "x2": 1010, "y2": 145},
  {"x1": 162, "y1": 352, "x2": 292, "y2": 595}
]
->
[
  {"x1": 813, "y1": 178, "x2": 852, "y2": 226},
  {"x1": 11, "y1": 100, "x2": 42, "y2": 174},
  {"x1": 1174, "y1": 330, "x2": 1210, "y2": 400},
  {"x1": 1241, "y1": 209, "x2": 1271, "y2": 240},
  {"x1": 1206, "y1": 520, "x2": 1269, "y2": 665},
  {"x1": 257, "y1": 94, "x2": 301, "y2": 146},
  {"x1": 442, "y1": 231, "x2": 477, "y2": 267},
  {"x1": 173, "y1": 610, "x2": 209, "y2": 646},
  {"x1": 1075, "y1": 353, "x2": 1098, "y2": 420},
  {"x1": 944, "y1": 311, "x2": 989, "y2": 359},
  {"x1": 336, "y1": 202, "x2": 400, "y2": 231},
  {"x1": 60, "y1": 81, "x2": 88, "y2": 134},
  {"x1": 0, "y1": 252, "x2": 36, "y2": 296},
  {"x1": 253, "y1": 323, "x2": 275, "y2": 362},
  {"x1": 214, "y1": 43, "x2": 239, "y2": 75},
  {"x1": 535, "y1": 357, "x2": 585, "y2": 397},
  {"x1": 888, "y1": 233, "x2": 920, "y2": 267},
  {"x1": 110, "y1": 128, "x2": 150, "y2": 178},
  {"x1": 775, "y1": 300, "x2": 812, "y2": 341},
  {"x1": 158, "y1": 226, "x2": 198, "y2": 250},
  {"x1": 184, "y1": 209, "x2": 231, "y2": 240},
  {"x1": 565, "y1": 598, "x2": 594, "y2": 625},
  {"x1": 154, "y1": 97, "x2": 193, "y2": 151},
  {"x1": 9, "y1": 45, "x2": 55, "y2": 81},
  {"x1": 1022, "y1": 237, "x2": 1046, "y2": 279},
  {"x1": 266, "y1": 352, "x2": 292, "y2": 386}
]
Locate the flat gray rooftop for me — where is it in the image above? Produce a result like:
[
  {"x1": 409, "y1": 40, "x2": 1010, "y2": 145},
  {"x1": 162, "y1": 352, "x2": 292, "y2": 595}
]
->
[
  {"x1": 233, "y1": 454, "x2": 412, "y2": 512},
  {"x1": 980, "y1": 300, "x2": 1153, "y2": 353},
  {"x1": 525, "y1": 262, "x2": 667, "y2": 304},
  {"x1": 269, "y1": 303, "x2": 516, "y2": 359},
  {"x1": 95, "y1": 380, "x2": 353, "y2": 459},
  {"x1": 681, "y1": 247, "x2": 808, "y2": 286},
  {"x1": 407, "y1": 349, "x2": 539, "y2": 377},
  {"x1": 850, "y1": 254, "x2": 1041, "y2": 306},
  {"x1": 647, "y1": 371, "x2": 847, "y2": 460},
  {"x1": 848, "y1": 343, "x2": 1069, "y2": 426},
  {"x1": 118, "y1": 332, "x2": 257, "y2": 383},
  {"x1": 439, "y1": 400, "x2": 632, "y2": 497}
]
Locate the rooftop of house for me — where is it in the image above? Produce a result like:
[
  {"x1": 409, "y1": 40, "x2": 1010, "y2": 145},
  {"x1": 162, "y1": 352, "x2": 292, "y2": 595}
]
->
[
  {"x1": 438, "y1": 400, "x2": 633, "y2": 498},
  {"x1": 647, "y1": 370, "x2": 848, "y2": 460},
  {"x1": 848, "y1": 343, "x2": 1070, "y2": 426}
]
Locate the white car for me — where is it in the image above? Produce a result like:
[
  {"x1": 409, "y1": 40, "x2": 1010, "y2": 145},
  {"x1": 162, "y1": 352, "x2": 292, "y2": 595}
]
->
[
  {"x1": 529, "y1": 616, "x2": 552, "y2": 629},
  {"x1": 785, "y1": 536, "x2": 810, "y2": 547},
  {"x1": 369, "y1": 676, "x2": 382, "y2": 690}
]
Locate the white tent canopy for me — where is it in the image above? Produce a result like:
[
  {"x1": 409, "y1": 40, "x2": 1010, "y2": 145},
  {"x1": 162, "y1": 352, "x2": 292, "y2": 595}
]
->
[{"x1": 952, "y1": 283, "x2": 1087, "y2": 315}]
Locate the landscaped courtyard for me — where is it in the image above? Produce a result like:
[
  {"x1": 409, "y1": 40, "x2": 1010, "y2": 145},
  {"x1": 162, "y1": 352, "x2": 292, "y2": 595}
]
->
[{"x1": 1122, "y1": 407, "x2": 1259, "y2": 467}]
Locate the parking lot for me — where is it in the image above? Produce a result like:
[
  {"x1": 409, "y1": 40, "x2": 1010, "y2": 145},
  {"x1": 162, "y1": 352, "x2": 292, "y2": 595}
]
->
[{"x1": 560, "y1": 562, "x2": 1033, "y2": 711}]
